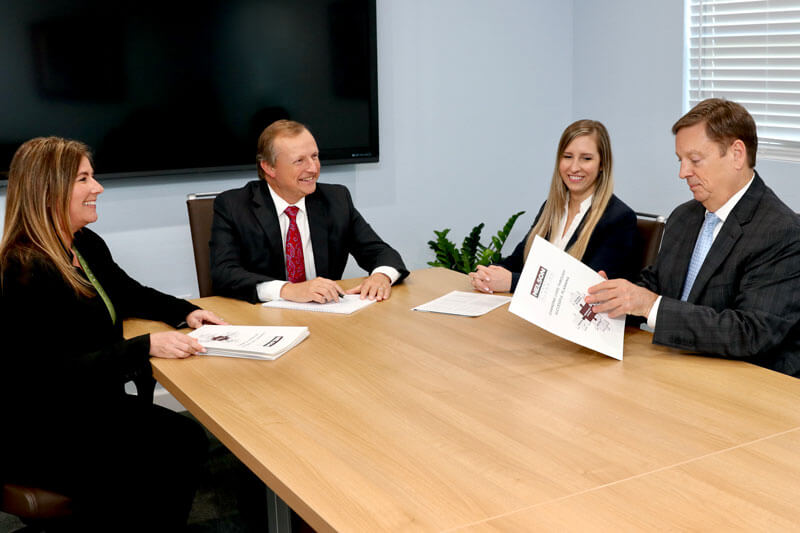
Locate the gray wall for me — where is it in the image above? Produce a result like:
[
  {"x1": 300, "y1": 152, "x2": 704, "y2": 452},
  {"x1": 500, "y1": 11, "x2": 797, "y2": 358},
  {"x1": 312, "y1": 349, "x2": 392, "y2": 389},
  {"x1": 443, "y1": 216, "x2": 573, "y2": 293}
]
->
[{"x1": 2, "y1": 0, "x2": 798, "y2": 299}]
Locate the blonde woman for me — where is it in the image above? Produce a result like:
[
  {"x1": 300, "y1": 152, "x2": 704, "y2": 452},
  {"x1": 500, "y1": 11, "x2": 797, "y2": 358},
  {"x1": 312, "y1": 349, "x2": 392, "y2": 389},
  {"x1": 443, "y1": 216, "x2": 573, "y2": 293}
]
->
[
  {"x1": 0, "y1": 137, "x2": 224, "y2": 530},
  {"x1": 470, "y1": 120, "x2": 639, "y2": 293}
]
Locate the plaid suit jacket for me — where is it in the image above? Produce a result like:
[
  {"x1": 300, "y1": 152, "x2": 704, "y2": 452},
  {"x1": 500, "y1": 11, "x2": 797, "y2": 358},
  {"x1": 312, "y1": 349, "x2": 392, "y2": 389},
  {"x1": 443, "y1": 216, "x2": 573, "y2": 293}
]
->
[{"x1": 639, "y1": 172, "x2": 800, "y2": 376}]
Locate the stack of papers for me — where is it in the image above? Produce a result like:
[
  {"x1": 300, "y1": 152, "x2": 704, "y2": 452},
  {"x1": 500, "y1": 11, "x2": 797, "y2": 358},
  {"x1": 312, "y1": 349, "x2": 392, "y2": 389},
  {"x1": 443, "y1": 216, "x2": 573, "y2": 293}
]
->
[
  {"x1": 189, "y1": 325, "x2": 310, "y2": 360},
  {"x1": 262, "y1": 294, "x2": 375, "y2": 315}
]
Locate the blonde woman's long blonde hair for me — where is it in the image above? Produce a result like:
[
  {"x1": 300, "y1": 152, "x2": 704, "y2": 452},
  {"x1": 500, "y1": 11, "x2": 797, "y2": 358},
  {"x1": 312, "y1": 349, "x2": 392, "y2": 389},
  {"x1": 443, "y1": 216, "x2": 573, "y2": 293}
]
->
[
  {"x1": 522, "y1": 120, "x2": 615, "y2": 261},
  {"x1": 0, "y1": 137, "x2": 94, "y2": 296}
]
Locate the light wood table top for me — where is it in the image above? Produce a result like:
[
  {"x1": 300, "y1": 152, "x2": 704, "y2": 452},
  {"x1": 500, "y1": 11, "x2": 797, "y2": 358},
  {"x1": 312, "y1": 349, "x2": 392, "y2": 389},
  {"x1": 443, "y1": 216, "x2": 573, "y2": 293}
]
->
[{"x1": 125, "y1": 268, "x2": 800, "y2": 532}]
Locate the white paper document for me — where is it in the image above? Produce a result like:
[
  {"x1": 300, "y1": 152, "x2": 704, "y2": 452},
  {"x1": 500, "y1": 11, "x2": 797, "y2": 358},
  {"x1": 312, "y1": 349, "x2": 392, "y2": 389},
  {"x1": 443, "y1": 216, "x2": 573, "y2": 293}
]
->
[
  {"x1": 189, "y1": 325, "x2": 310, "y2": 360},
  {"x1": 508, "y1": 236, "x2": 625, "y2": 360},
  {"x1": 261, "y1": 294, "x2": 375, "y2": 315},
  {"x1": 412, "y1": 290, "x2": 512, "y2": 317}
]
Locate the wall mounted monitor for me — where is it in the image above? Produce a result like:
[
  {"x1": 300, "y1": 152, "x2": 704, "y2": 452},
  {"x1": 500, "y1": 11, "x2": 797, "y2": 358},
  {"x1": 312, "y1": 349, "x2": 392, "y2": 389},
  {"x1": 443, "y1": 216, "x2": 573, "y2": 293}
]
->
[{"x1": 0, "y1": 0, "x2": 378, "y2": 180}]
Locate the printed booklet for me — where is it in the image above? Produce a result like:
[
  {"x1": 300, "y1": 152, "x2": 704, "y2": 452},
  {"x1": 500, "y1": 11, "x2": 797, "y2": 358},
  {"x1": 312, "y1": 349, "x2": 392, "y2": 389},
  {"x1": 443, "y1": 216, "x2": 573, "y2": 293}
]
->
[
  {"x1": 509, "y1": 236, "x2": 625, "y2": 360},
  {"x1": 189, "y1": 325, "x2": 310, "y2": 360}
]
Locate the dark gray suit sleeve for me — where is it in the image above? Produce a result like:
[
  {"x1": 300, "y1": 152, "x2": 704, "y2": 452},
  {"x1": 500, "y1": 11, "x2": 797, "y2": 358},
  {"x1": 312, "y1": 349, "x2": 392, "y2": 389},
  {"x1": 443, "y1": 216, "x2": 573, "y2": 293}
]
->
[
  {"x1": 653, "y1": 224, "x2": 800, "y2": 360},
  {"x1": 210, "y1": 194, "x2": 274, "y2": 303}
]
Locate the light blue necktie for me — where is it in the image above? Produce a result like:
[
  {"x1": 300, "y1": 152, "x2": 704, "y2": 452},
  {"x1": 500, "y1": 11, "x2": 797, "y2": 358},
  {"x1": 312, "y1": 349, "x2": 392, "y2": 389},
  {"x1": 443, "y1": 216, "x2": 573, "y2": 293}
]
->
[{"x1": 680, "y1": 212, "x2": 720, "y2": 301}]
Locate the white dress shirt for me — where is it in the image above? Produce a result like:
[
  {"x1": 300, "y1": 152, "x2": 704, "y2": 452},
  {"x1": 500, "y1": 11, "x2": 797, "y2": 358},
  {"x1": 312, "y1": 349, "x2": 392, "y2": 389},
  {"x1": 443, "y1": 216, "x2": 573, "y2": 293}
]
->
[
  {"x1": 550, "y1": 194, "x2": 593, "y2": 251},
  {"x1": 646, "y1": 173, "x2": 755, "y2": 328},
  {"x1": 257, "y1": 183, "x2": 400, "y2": 301}
]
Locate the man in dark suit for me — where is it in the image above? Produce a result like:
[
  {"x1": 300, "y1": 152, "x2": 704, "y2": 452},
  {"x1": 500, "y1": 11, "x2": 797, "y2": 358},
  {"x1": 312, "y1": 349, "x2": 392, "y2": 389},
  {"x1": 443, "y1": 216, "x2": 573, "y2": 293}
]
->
[
  {"x1": 587, "y1": 98, "x2": 800, "y2": 376},
  {"x1": 211, "y1": 120, "x2": 408, "y2": 304}
]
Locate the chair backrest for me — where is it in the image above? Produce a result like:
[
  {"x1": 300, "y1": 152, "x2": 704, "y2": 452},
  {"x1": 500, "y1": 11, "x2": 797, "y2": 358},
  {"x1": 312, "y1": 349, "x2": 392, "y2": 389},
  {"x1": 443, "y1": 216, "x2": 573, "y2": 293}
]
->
[
  {"x1": 186, "y1": 193, "x2": 220, "y2": 298},
  {"x1": 635, "y1": 212, "x2": 666, "y2": 271}
]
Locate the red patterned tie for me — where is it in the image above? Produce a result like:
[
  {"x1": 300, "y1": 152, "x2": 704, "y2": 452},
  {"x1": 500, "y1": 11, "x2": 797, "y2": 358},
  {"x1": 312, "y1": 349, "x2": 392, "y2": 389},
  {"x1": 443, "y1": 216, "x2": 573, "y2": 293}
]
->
[{"x1": 284, "y1": 206, "x2": 306, "y2": 283}]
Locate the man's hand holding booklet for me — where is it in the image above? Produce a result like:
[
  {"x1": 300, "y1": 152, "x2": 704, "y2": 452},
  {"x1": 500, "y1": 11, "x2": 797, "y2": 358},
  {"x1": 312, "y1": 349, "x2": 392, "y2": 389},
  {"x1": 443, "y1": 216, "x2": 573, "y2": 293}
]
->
[{"x1": 508, "y1": 235, "x2": 625, "y2": 360}]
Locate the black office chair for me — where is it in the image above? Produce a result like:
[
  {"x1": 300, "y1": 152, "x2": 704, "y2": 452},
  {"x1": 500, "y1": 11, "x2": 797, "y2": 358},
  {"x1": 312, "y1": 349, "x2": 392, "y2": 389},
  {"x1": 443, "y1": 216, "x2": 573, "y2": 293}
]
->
[
  {"x1": 186, "y1": 193, "x2": 220, "y2": 298},
  {"x1": 635, "y1": 212, "x2": 666, "y2": 270}
]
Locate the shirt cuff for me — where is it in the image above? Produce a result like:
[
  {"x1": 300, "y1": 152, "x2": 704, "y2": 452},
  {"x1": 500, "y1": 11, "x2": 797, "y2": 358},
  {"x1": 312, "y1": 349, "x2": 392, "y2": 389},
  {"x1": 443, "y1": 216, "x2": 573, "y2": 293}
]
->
[
  {"x1": 646, "y1": 295, "x2": 662, "y2": 329},
  {"x1": 257, "y1": 280, "x2": 289, "y2": 301},
  {"x1": 371, "y1": 266, "x2": 400, "y2": 285}
]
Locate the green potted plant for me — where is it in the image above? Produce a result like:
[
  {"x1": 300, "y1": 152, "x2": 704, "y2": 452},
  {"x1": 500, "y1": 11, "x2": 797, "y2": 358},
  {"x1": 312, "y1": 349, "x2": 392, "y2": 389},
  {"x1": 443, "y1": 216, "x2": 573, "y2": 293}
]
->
[{"x1": 427, "y1": 211, "x2": 525, "y2": 274}]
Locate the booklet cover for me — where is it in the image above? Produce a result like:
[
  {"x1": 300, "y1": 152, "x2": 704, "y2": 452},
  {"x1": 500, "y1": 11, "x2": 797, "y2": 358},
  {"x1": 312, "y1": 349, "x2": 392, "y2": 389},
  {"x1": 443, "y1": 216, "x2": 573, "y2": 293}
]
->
[
  {"x1": 508, "y1": 235, "x2": 625, "y2": 360},
  {"x1": 189, "y1": 325, "x2": 310, "y2": 360}
]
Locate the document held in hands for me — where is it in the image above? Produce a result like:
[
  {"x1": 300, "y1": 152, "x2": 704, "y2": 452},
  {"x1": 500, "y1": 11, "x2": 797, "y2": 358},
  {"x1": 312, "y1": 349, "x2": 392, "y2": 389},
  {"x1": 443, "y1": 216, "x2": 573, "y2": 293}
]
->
[
  {"x1": 189, "y1": 325, "x2": 310, "y2": 360},
  {"x1": 508, "y1": 235, "x2": 624, "y2": 360}
]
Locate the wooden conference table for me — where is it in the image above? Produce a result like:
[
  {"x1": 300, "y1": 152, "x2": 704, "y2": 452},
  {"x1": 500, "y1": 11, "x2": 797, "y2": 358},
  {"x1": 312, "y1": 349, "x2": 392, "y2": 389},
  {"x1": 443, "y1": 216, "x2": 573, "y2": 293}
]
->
[{"x1": 125, "y1": 268, "x2": 800, "y2": 531}]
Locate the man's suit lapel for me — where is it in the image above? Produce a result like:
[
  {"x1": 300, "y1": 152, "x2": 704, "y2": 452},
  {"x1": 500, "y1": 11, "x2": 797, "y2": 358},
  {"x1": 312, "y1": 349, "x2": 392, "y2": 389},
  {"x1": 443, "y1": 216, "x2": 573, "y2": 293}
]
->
[
  {"x1": 686, "y1": 173, "x2": 765, "y2": 302},
  {"x1": 252, "y1": 181, "x2": 284, "y2": 262},
  {"x1": 306, "y1": 192, "x2": 329, "y2": 278},
  {"x1": 665, "y1": 205, "x2": 705, "y2": 298},
  {"x1": 686, "y1": 218, "x2": 741, "y2": 302}
]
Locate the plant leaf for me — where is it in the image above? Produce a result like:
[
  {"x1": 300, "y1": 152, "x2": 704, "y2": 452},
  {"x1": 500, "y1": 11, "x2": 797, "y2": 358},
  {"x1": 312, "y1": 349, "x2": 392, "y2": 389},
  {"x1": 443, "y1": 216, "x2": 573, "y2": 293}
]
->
[
  {"x1": 459, "y1": 223, "x2": 484, "y2": 273},
  {"x1": 491, "y1": 211, "x2": 525, "y2": 253},
  {"x1": 427, "y1": 228, "x2": 462, "y2": 270},
  {"x1": 476, "y1": 247, "x2": 495, "y2": 266},
  {"x1": 427, "y1": 211, "x2": 525, "y2": 274}
]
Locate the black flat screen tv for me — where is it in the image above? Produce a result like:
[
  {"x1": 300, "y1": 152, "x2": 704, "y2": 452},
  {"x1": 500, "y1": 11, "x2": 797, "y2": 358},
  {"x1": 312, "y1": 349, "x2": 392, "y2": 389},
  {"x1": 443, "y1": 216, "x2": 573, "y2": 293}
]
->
[{"x1": 0, "y1": 0, "x2": 378, "y2": 180}]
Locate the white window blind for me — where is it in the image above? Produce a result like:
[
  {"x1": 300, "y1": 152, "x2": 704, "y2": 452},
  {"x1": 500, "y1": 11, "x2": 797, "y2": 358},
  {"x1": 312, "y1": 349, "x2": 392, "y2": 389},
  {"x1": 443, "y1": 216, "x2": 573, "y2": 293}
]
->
[{"x1": 688, "y1": 0, "x2": 800, "y2": 161}]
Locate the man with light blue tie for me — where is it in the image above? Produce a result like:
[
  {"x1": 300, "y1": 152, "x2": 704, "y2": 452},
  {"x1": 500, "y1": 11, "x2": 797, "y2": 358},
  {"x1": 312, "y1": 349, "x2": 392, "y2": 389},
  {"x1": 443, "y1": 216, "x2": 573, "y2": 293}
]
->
[{"x1": 587, "y1": 98, "x2": 800, "y2": 377}]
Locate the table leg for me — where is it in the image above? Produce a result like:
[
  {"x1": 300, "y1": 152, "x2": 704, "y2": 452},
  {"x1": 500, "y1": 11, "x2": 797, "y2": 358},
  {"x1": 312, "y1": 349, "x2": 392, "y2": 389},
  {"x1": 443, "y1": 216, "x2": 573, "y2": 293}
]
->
[{"x1": 266, "y1": 486, "x2": 292, "y2": 533}]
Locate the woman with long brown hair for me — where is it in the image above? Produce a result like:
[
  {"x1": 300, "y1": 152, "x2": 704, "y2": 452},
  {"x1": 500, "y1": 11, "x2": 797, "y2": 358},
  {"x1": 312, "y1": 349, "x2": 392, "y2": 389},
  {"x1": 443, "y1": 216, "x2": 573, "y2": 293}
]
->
[
  {"x1": 0, "y1": 137, "x2": 224, "y2": 530},
  {"x1": 470, "y1": 120, "x2": 639, "y2": 293}
]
